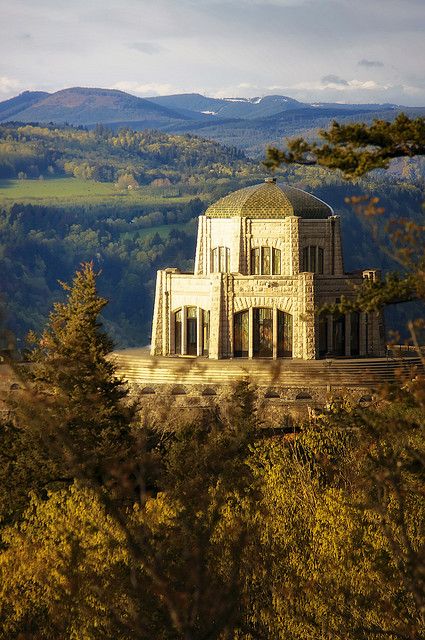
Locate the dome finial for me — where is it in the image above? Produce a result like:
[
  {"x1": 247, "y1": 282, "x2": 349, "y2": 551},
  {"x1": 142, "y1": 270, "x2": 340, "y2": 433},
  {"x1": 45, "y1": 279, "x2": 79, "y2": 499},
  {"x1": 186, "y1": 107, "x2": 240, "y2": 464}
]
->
[{"x1": 264, "y1": 177, "x2": 276, "y2": 184}]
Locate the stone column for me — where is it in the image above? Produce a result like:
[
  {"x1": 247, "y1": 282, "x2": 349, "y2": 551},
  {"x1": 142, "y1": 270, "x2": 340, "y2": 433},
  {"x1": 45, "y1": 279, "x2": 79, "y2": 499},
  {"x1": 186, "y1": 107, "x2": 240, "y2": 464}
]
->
[
  {"x1": 162, "y1": 290, "x2": 169, "y2": 355},
  {"x1": 194, "y1": 216, "x2": 203, "y2": 275},
  {"x1": 246, "y1": 219, "x2": 252, "y2": 275},
  {"x1": 288, "y1": 217, "x2": 300, "y2": 275},
  {"x1": 150, "y1": 270, "x2": 163, "y2": 356},
  {"x1": 300, "y1": 272, "x2": 316, "y2": 359},
  {"x1": 208, "y1": 274, "x2": 222, "y2": 359}
]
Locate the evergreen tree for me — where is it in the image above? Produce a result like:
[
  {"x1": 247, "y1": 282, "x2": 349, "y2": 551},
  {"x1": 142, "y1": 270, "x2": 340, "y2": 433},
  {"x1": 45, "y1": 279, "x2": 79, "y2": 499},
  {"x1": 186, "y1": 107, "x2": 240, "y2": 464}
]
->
[{"x1": 1, "y1": 262, "x2": 136, "y2": 522}]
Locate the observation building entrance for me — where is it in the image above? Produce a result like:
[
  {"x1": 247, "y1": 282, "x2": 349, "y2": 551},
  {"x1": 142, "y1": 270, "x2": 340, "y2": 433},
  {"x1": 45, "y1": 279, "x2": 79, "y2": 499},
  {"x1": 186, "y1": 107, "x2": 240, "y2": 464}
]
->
[{"x1": 234, "y1": 308, "x2": 292, "y2": 359}]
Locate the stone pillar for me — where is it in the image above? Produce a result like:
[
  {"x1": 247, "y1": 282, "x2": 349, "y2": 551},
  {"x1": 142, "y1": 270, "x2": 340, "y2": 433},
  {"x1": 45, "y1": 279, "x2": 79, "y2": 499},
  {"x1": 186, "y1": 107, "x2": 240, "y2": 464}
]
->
[
  {"x1": 208, "y1": 274, "x2": 222, "y2": 359},
  {"x1": 150, "y1": 270, "x2": 163, "y2": 356},
  {"x1": 219, "y1": 273, "x2": 230, "y2": 358},
  {"x1": 162, "y1": 290, "x2": 169, "y2": 355},
  {"x1": 288, "y1": 217, "x2": 300, "y2": 275},
  {"x1": 246, "y1": 219, "x2": 252, "y2": 276},
  {"x1": 194, "y1": 216, "x2": 203, "y2": 275},
  {"x1": 181, "y1": 306, "x2": 187, "y2": 356},
  {"x1": 206, "y1": 217, "x2": 212, "y2": 274},
  {"x1": 330, "y1": 216, "x2": 344, "y2": 275},
  {"x1": 299, "y1": 272, "x2": 316, "y2": 359}
]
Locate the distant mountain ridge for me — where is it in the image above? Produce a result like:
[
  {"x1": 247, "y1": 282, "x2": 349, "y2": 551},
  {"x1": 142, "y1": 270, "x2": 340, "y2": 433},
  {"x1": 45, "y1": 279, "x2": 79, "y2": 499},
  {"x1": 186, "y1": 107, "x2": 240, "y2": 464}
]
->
[
  {"x1": 147, "y1": 93, "x2": 306, "y2": 119},
  {"x1": 1, "y1": 87, "x2": 195, "y2": 128},
  {"x1": 1, "y1": 86, "x2": 423, "y2": 157},
  {"x1": 0, "y1": 90, "x2": 50, "y2": 121}
]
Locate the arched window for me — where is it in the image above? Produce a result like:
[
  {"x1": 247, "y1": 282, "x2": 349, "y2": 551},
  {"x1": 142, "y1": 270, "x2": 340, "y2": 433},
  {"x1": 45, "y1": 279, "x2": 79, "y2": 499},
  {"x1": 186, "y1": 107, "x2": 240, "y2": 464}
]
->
[
  {"x1": 251, "y1": 247, "x2": 281, "y2": 275},
  {"x1": 302, "y1": 246, "x2": 324, "y2": 274},
  {"x1": 211, "y1": 247, "x2": 230, "y2": 273}
]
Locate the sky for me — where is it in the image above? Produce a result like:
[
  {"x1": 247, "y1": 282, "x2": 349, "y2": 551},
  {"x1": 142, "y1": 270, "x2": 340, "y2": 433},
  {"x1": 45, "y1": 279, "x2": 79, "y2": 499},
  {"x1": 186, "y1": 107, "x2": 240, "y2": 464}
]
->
[{"x1": 1, "y1": 0, "x2": 424, "y2": 105}]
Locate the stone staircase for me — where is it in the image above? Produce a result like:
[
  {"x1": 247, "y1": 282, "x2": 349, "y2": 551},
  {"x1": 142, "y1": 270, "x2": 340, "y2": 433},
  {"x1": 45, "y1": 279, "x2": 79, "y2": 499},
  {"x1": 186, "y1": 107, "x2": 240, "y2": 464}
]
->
[{"x1": 111, "y1": 348, "x2": 424, "y2": 390}]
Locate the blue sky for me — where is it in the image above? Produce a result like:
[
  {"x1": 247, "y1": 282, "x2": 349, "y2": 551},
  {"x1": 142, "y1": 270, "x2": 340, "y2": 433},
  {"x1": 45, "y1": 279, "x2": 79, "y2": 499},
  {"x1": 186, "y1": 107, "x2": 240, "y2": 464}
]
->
[{"x1": 1, "y1": 0, "x2": 424, "y2": 104}]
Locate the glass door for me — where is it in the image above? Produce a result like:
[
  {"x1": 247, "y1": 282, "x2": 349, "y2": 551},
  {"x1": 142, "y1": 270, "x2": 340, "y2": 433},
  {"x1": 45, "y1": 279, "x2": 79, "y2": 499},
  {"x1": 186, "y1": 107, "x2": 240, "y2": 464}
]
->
[
  {"x1": 253, "y1": 308, "x2": 273, "y2": 358},
  {"x1": 234, "y1": 310, "x2": 249, "y2": 357},
  {"x1": 186, "y1": 307, "x2": 197, "y2": 355},
  {"x1": 277, "y1": 310, "x2": 293, "y2": 358}
]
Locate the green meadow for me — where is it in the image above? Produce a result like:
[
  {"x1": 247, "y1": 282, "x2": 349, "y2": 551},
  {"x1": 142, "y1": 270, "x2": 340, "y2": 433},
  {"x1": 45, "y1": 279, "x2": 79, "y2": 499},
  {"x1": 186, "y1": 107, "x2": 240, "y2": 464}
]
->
[{"x1": 0, "y1": 177, "x2": 202, "y2": 205}]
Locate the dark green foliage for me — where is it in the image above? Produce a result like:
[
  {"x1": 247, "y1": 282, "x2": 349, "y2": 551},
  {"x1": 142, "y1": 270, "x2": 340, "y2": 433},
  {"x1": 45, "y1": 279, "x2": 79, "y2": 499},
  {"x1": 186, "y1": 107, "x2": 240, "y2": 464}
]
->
[
  {"x1": 1, "y1": 264, "x2": 137, "y2": 523},
  {"x1": 266, "y1": 113, "x2": 425, "y2": 177}
]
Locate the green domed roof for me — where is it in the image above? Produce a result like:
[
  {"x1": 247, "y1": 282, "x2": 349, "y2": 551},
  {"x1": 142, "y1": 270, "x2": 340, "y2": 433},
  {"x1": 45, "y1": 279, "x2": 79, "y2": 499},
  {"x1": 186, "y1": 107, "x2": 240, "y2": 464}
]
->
[{"x1": 205, "y1": 180, "x2": 333, "y2": 219}]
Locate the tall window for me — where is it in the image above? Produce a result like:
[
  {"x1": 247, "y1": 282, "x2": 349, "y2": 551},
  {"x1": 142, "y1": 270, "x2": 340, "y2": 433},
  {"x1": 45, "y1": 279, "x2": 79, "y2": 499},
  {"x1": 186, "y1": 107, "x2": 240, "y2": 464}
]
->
[
  {"x1": 318, "y1": 313, "x2": 328, "y2": 357},
  {"x1": 186, "y1": 307, "x2": 197, "y2": 355},
  {"x1": 253, "y1": 308, "x2": 273, "y2": 357},
  {"x1": 277, "y1": 310, "x2": 293, "y2": 358},
  {"x1": 251, "y1": 247, "x2": 281, "y2": 275},
  {"x1": 302, "y1": 246, "x2": 324, "y2": 274},
  {"x1": 350, "y1": 311, "x2": 360, "y2": 356},
  {"x1": 211, "y1": 247, "x2": 230, "y2": 273},
  {"x1": 261, "y1": 247, "x2": 271, "y2": 275},
  {"x1": 174, "y1": 309, "x2": 182, "y2": 355},
  {"x1": 333, "y1": 314, "x2": 345, "y2": 356},
  {"x1": 234, "y1": 308, "x2": 293, "y2": 359},
  {"x1": 202, "y1": 310, "x2": 210, "y2": 356},
  {"x1": 234, "y1": 310, "x2": 249, "y2": 357},
  {"x1": 272, "y1": 247, "x2": 281, "y2": 275},
  {"x1": 251, "y1": 248, "x2": 260, "y2": 275}
]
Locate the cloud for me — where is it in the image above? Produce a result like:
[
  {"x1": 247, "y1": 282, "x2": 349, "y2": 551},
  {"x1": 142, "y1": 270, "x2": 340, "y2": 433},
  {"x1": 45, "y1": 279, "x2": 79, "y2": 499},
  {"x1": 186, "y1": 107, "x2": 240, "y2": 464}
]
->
[
  {"x1": 129, "y1": 42, "x2": 164, "y2": 55},
  {"x1": 112, "y1": 81, "x2": 176, "y2": 96},
  {"x1": 0, "y1": 76, "x2": 21, "y2": 95},
  {"x1": 273, "y1": 78, "x2": 392, "y2": 94},
  {"x1": 358, "y1": 59, "x2": 384, "y2": 68},
  {"x1": 321, "y1": 74, "x2": 349, "y2": 86}
]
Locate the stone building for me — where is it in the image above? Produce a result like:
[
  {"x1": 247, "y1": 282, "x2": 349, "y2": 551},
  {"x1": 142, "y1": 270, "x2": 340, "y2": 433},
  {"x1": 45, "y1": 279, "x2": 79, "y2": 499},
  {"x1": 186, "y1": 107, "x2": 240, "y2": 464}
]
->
[{"x1": 151, "y1": 179, "x2": 385, "y2": 360}]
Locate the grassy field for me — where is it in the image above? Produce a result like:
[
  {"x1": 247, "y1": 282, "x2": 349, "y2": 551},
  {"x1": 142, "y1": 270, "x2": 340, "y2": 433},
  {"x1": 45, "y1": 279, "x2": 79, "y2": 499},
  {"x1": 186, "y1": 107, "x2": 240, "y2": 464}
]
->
[
  {"x1": 129, "y1": 219, "x2": 198, "y2": 241},
  {"x1": 0, "y1": 177, "x2": 203, "y2": 205}
]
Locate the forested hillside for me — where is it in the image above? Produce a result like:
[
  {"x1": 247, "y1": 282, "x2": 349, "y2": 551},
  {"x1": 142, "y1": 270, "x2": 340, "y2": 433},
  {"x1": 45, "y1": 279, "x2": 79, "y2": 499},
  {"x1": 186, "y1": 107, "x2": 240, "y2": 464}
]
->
[
  {"x1": 2, "y1": 88, "x2": 424, "y2": 157},
  {"x1": 0, "y1": 123, "x2": 423, "y2": 348}
]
